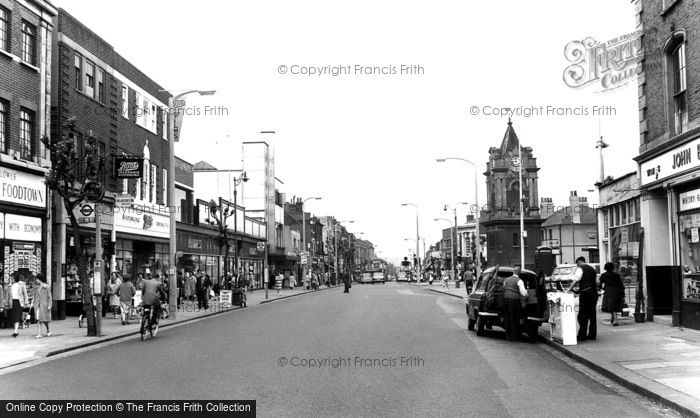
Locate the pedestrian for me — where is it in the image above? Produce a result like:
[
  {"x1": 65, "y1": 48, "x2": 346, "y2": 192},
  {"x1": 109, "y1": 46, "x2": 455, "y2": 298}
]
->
[
  {"x1": 464, "y1": 268, "x2": 474, "y2": 294},
  {"x1": 107, "y1": 272, "x2": 121, "y2": 319},
  {"x1": 275, "y1": 273, "x2": 283, "y2": 295},
  {"x1": 442, "y1": 270, "x2": 450, "y2": 290},
  {"x1": 203, "y1": 274, "x2": 212, "y2": 302},
  {"x1": 343, "y1": 274, "x2": 350, "y2": 293},
  {"x1": 116, "y1": 276, "x2": 136, "y2": 325},
  {"x1": 162, "y1": 273, "x2": 170, "y2": 304},
  {"x1": 429, "y1": 271, "x2": 434, "y2": 286},
  {"x1": 567, "y1": 256, "x2": 599, "y2": 341},
  {"x1": 32, "y1": 274, "x2": 52, "y2": 338},
  {"x1": 185, "y1": 271, "x2": 196, "y2": 301},
  {"x1": 305, "y1": 272, "x2": 310, "y2": 290},
  {"x1": 600, "y1": 262, "x2": 624, "y2": 327},
  {"x1": 289, "y1": 273, "x2": 295, "y2": 290},
  {"x1": 135, "y1": 272, "x2": 145, "y2": 291},
  {"x1": 503, "y1": 266, "x2": 528, "y2": 341},
  {"x1": 9, "y1": 273, "x2": 29, "y2": 338},
  {"x1": 312, "y1": 272, "x2": 319, "y2": 291}
]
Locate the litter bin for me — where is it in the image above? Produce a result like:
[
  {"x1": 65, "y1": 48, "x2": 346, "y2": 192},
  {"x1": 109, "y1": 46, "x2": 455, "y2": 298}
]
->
[{"x1": 547, "y1": 292, "x2": 578, "y2": 345}]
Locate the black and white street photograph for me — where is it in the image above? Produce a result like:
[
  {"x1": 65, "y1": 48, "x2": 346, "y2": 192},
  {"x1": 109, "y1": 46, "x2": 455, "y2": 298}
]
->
[{"x1": 1, "y1": 0, "x2": 700, "y2": 417}]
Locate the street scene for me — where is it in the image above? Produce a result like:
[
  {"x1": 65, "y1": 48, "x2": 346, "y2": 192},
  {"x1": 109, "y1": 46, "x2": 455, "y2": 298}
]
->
[{"x1": 1, "y1": 0, "x2": 700, "y2": 417}]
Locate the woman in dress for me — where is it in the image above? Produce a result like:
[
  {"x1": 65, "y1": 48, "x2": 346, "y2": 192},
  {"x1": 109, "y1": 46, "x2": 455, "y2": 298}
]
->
[
  {"x1": 32, "y1": 274, "x2": 52, "y2": 338},
  {"x1": 600, "y1": 262, "x2": 624, "y2": 326},
  {"x1": 9, "y1": 273, "x2": 29, "y2": 338}
]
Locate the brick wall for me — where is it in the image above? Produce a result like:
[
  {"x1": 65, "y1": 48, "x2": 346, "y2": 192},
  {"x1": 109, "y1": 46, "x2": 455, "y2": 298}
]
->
[
  {"x1": 52, "y1": 8, "x2": 171, "y2": 202},
  {"x1": 639, "y1": 0, "x2": 700, "y2": 153},
  {"x1": 0, "y1": 0, "x2": 44, "y2": 159}
]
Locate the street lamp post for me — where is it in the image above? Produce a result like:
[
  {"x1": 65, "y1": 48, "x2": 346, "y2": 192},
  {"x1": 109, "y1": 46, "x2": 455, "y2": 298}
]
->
[
  {"x1": 434, "y1": 217, "x2": 455, "y2": 280},
  {"x1": 401, "y1": 203, "x2": 421, "y2": 280},
  {"x1": 232, "y1": 171, "x2": 248, "y2": 289},
  {"x1": 166, "y1": 89, "x2": 215, "y2": 320},
  {"x1": 436, "y1": 157, "x2": 482, "y2": 278},
  {"x1": 301, "y1": 197, "x2": 321, "y2": 289}
]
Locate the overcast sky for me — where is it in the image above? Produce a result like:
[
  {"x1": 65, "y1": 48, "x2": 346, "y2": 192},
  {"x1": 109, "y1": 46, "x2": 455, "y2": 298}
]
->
[{"x1": 54, "y1": 0, "x2": 639, "y2": 264}]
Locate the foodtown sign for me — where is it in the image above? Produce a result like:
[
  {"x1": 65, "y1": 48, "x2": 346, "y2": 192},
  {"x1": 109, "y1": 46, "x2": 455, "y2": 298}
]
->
[{"x1": 0, "y1": 167, "x2": 46, "y2": 208}]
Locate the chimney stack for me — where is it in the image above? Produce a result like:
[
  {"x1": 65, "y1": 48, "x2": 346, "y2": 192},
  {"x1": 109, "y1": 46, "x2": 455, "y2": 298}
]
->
[
  {"x1": 570, "y1": 191, "x2": 581, "y2": 224},
  {"x1": 540, "y1": 197, "x2": 554, "y2": 218}
]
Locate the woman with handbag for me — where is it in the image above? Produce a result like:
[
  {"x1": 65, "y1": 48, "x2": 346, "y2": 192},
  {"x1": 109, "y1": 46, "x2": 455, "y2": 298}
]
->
[
  {"x1": 9, "y1": 273, "x2": 29, "y2": 338},
  {"x1": 32, "y1": 274, "x2": 52, "y2": 338},
  {"x1": 600, "y1": 262, "x2": 624, "y2": 326}
]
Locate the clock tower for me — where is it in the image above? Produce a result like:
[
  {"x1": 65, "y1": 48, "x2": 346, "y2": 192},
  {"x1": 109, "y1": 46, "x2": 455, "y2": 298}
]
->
[{"x1": 481, "y1": 120, "x2": 544, "y2": 270}]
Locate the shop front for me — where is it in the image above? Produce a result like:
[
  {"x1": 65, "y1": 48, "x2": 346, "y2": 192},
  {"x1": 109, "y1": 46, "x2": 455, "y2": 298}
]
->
[
  {"x1": 238, "y1": 240, "x2": 264, "y2": 289},
  {"x1": 114, "y1": 207, "x2": 170, "y2": 280},
  {"x1": 175, "y1": 225, "x2": 221, "y2": 283},
  {"x1": 0, "y1": 166, "x2": 48, "y2": 286},
  {"x1": 638, "y1": 135, "x2": 700, "y2": 329}
]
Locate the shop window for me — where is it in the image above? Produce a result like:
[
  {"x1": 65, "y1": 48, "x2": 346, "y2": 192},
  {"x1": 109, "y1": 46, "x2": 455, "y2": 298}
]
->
[
  {"x1": 512, "y1": 233, "x2": 519, "y2": 247},
  {"x1": 679, "y1": 213, "x2": 700, "y2": 300},
  {"x1": 621, "y1": 203, "x2": 627, "y2": 225},
  {"x1": 634, "y1": 199, "x2": 641, "y2": 222}
]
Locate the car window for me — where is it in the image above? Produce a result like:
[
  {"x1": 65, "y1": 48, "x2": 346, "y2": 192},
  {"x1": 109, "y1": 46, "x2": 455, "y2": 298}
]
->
[
  {"x1": 477, "y1": 276, "x2": 489, "y2": 290},
  {"x1": 553, "y1": 267, "x2": 574, "y2": 275}
]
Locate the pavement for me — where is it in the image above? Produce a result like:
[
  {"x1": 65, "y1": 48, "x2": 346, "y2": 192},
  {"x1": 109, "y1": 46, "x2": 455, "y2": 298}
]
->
[
  {"x1": 425, "y1": 283, "x2": 700, "y2": 417},
  {"x1": 0, "y1": 284, "x2": 340, "y2": 370}
]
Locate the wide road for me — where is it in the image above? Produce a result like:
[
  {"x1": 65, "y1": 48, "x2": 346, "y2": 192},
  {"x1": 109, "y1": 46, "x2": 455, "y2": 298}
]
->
[{"x1": 1, "y1": 283, "x2": 663, "y2": 417}]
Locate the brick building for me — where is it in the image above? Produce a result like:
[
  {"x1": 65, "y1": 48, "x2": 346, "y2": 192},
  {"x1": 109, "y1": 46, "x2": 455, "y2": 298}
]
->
[
  {"x1": 634, "y1": 0, "x2": 700, "y2": 328},
  {"x1": 0, "y1": 0, "x2": 55, "y2": 288},
  {"x1": 50, "y1": 8, "x2": 172, "y2": 316}
]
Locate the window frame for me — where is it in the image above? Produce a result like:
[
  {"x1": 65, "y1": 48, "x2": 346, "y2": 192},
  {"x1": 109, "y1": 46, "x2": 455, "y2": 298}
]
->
[
  {"x1": 20, "y1": 21, "x2": 35, "y2": 65},
  {"x1": 0, "y1": 99, "x2": 7, "y2": 153},
  {"x1": 19, "y1": 108, "x2": 34, "y2": 160},
  {"x1": 666, "y1": 37, "x2": 688, "y2": 137},
  {"x1": 96, "y1": 68, "x2": 105, "y2": 103},
  {"x1": 85, "y1": 59, "x2": 95, "y2": 98},
  {"x1": 121, "y1": 85, "x2": 129, "y2": 119},
  {"x1": 0, "y1": 7, "x2": 9, "y2": 52},
  {"x1": 74, "y1": 53, "x2": 82, "y2": 91}
]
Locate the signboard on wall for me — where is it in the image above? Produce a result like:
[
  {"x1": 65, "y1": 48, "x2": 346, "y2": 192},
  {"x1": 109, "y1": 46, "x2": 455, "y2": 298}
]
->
[
  {"x1": 4, "y1": 214, "x2": 42, "y2": 241},
  {"x1": 114, "y1": 157, "x2": 144, "y2": 178},
  {"x1": 640, "y1": 137, "x2": 700, "y2": 186},
  {"x1": 679, "y1": 188, "x2": 700, "y2": 212},
  {"x1": 0, "y1": 167, "x2": 46, "y2": 208},
  {"x1": 115, "y1": 209, "x2": 169, "y2": 238}
]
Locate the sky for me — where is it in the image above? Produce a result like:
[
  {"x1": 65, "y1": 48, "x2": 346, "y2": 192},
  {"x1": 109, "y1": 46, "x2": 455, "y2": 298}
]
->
[{"x1": 53, "y1": 0, "x2": 640, "y2": 264}]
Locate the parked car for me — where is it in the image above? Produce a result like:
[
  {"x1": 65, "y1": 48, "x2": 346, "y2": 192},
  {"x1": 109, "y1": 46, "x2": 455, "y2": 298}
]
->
[
  {"x1": 546, "y1": 263, "x2": 601, "y2": 292},
  {"x1": 397, "y1": 272, "x2": 408, "y2": 282},
  {"x1": 361, "y1": 273, "x2": 373, "y2": 284},
  {"x1": 465, "y1": 266, "x2": 546, "y2": 341}
]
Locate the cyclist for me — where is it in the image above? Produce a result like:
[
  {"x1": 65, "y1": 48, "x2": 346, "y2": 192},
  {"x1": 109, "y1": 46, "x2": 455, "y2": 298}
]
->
[{"x1": 141, "y1": 274, "x2": 166, "y2": 334}]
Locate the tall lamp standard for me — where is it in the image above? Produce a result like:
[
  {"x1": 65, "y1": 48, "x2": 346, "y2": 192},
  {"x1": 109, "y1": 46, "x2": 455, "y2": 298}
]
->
[
  {"x1": 335, "y1": 220, "x2": 354, "y2": 284},
  {"x1": 232, "y1": 171, "x2": 249, "y2": 289},
  {"x1": 401, "y1": 203, "x2": 421, "y2": 279},
  {"x1": 165, "y1": 89, "x2": 215, "y2": 320},
  {"x1": 435, "y1": 217, "x2": 455, "y2": 280},
  {"x1": 301, "y1": 197, "x2": 322, "y2": 287},
  {"x1": 436, "y1": 157, "x2": 482, "y2": 278}
]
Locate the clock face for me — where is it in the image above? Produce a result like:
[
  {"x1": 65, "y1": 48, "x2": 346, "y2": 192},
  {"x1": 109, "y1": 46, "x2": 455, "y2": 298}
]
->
[{"x1": 510, "y1": 156, "x2": 520, "y2": 168}]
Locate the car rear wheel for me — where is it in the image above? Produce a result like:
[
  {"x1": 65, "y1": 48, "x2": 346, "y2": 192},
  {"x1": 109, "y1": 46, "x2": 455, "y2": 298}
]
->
[
  {"x1": 475, "y1": 315, "x2": 485, "y2": 336},
  {"x1": 468, "y1": 316, "x2": 476, "y2": 331}
]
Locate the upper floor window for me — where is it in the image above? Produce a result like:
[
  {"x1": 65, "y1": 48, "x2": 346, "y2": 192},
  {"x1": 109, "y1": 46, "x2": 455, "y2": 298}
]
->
[
  {"x1": 19, "y1": 108, "x2": 33, "y2": 160},
  {"x1": 74, "y1": 54, "x2": 82, "y2": 90},
  {"x1": 669, "y1": 40, "x2": 688, "y2": 136},
  {"x1": 21, "y1": 22, "x2": 35, "y2": 65},
  {"x1": 0, "y1": 100, "x2": 7, "y2": 152},
  {"x1": 96, "y1": 68, "x2": 105, "y2": 103},
  {"x1": 85, "y1": 60, "x2": 95, "y2": 98},
  {"x1": 121, "y1": 85, "x2": 129, "y2": 118},
  {"x1": 0, "y1": 7, "x2": 9, "y2": 52}
]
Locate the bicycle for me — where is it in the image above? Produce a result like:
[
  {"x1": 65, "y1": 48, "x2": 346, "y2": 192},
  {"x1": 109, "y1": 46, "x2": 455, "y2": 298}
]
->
[{"x1": 140, "y1": 305, "x2": 160, "y2": 340}]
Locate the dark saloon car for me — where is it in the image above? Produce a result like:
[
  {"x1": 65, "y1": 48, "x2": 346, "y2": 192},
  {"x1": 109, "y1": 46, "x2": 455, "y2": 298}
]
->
[{"x1": 465, "y1": 266, "x2": 547, "y2": 341}]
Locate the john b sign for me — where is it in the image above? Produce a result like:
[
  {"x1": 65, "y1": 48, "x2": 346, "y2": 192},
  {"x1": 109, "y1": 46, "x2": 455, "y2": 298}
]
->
[{"x1": 114, "y1": 157, "x2": 144, "y2": 179}]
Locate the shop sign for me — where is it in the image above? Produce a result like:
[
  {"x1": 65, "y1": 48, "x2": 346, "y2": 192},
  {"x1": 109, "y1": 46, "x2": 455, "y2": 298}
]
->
[
  {"x1": 187, "y1": 237, "x2": 202, "y2": 250},
  {"x1": 640, "y1": 137, "x2": 700, "y2": 186},
  {"x1": 220, "y1": 290, "x2": 232, "y2": 308},
  {"x1": 0, "y1": 167, "x2": 46, "y2": 208},
  {"x1": 600, "y1": 173, "x2": 640, "y2": 207},
  {"x1": 115, "y1": 209, "x2": 169, "y2": 238},
  {"x1": 679, "y1": 189, "x2": 700, "y2": 212},
  {"x1": 4, "y1": 214, "x2": 42, "y2": 241},
  {"x1": 115, "y1": 195, "x2": 134, "y2": 208},
  {"x1": 114, "y1": 157, "x2": 144, "y2": 178}
]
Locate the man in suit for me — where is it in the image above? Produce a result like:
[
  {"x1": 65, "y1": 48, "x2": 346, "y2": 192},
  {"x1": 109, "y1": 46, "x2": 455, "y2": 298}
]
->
[{"x1": 195, "y1": 269, "x2": 206, "y2": 310}]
